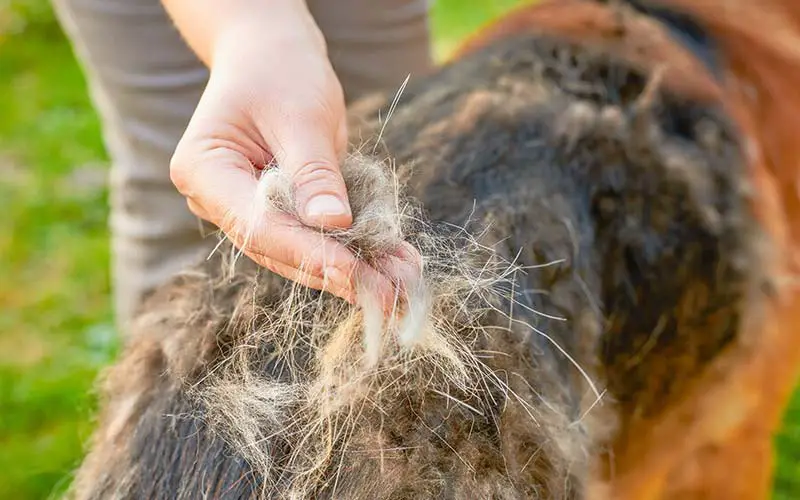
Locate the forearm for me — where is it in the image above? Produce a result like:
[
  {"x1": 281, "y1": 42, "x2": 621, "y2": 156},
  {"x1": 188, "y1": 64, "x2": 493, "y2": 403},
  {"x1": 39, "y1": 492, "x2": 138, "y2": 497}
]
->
[{"x1": 160, "y1": 0, "x2": 322, "y2": 67}]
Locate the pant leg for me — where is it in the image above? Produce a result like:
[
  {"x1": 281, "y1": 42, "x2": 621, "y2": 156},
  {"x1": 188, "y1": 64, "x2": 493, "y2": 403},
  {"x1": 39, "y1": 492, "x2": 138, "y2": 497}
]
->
[
  {"x1": 307, "y1": 0, "x2": 434, "y2": 101},
  {"x1": 52, "y1": 0, "x2": 215, "y2": 335},
  {"x1": 52, "y1": 0, "x2": 432, "y2": 335}
]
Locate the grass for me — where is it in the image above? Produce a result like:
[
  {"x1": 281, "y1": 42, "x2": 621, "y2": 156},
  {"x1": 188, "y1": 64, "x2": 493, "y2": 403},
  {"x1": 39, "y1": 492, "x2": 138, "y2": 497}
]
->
[{"x1": 0, "y1": 0, "x2": 796, "y2": 498}]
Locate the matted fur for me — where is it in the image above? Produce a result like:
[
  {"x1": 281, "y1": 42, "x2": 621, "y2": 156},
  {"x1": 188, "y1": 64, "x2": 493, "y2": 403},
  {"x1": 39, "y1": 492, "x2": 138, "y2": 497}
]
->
[{"x1": 69, "y1": 3, "x2": 776, "y2": 500}]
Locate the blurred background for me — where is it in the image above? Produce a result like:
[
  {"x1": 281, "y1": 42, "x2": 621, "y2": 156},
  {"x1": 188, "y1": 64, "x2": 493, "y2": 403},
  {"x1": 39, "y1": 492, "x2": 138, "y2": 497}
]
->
[{"x1": 0, "y1": 0, "x2": 797, "y2": 498}]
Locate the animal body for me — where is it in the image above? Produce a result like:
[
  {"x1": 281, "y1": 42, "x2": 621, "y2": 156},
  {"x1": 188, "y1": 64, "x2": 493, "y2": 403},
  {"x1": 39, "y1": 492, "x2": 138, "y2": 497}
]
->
[{"x1": 70, "y1": 1, "x2": 800, "y2": 499}]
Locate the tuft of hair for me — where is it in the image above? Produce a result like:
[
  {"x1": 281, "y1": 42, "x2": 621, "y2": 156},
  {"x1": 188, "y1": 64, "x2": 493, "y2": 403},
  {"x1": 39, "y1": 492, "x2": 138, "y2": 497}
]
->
[{"x1": 255, "y1": 153, "x2": 433, "y2": 364}]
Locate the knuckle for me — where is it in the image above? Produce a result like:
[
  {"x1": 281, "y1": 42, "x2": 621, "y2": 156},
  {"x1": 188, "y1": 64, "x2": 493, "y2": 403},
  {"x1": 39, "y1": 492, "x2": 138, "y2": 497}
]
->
[
  {"x1": 294, "y1": 248, "x2": 326, "y2": 280},
  {"x1": 261, "y1": 259, "x2": 284, "y2": 278},
  {"x1": 292, "y1": 160, "x2": 342, "y2": 186},
  {"x1": 185, "y1": 199, "x2": 202, "y2": 218},
  {"x1": 168, "y1": 149, "x2": 194, "y2": 195}
]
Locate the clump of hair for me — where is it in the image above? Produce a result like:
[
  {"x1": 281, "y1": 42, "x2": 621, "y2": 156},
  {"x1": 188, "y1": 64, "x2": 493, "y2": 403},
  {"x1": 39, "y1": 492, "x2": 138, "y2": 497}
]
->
[
  {"x1": 255, "y1": 153, "x2": 432, "y2": 366},
  {"x1": 259, "y1": 154, "x2": 405, "y2": 264}
]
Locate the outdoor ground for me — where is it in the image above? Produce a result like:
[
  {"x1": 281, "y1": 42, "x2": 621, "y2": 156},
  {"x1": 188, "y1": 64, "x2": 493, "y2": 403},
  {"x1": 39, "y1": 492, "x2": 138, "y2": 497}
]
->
[{"x1": 0, "y1": 0, "x2": 797, "y2": 498}]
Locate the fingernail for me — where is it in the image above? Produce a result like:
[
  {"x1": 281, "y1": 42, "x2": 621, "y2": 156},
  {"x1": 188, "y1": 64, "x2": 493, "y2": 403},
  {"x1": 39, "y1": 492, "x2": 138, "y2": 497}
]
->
[{"x1": 304, "y1": 194, "x2": 348, "y2": 218}]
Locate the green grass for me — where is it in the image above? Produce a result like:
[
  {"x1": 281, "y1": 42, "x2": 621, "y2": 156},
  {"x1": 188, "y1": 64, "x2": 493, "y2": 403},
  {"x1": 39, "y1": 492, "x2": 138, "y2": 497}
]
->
[{"x1": 0, "y1": 0, "x2": 797, "y2": 498}]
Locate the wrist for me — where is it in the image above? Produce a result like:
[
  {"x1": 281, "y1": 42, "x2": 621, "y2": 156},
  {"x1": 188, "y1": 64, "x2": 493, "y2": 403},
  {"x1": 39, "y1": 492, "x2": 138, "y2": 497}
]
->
[
  {"x1": 162, "y1": 0, "x2": 324, "y2": 68},
  {"x1": 213, "y1": 3, "x2": 328, "y2": 69}
]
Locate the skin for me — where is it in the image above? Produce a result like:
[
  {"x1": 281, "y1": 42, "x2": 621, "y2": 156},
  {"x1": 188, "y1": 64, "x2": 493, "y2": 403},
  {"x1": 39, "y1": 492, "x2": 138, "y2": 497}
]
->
[{"x1": 160, "y1": 0, "x2": 408, "y2": 307}]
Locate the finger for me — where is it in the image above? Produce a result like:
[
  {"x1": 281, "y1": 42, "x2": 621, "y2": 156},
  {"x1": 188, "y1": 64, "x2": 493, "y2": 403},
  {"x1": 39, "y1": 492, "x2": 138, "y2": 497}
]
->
[
  {"x1": 172, "y1": 146, "x2": 397, "y2": 304},
  {"x1": 334, "y1": 114, "x2": 349, "y2": 161},
  {"x1": 258, "y1": 256, "x2": 357, "y2": 304},
  {"x1": 267, "y1": 93, "x2": 352, "y2": 231},
  {"x1": 239, "y1": 221, "x2": 401, "y2": 313},
  {"x1": 374, "y1": 248, "x2": 424, "y2": 309},
  {"x1": 184, "y1": 159, "x2": 404, "y2": 313},
  {"x1": 242, "y1": 225, "x2": 401, "y2": 312},
  {"x1": 172, "y1": 145, "x2": 346, "y2": 274},
  {"x1": 391, "y1": 242, "x2": 424, "y2": 274}
]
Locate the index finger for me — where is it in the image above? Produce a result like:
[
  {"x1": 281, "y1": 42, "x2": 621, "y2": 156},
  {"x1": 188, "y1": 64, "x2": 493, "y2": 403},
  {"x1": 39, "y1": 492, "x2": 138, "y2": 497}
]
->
[{"x1": 181, "y1": 148, "x2": 396, "y2": 306}]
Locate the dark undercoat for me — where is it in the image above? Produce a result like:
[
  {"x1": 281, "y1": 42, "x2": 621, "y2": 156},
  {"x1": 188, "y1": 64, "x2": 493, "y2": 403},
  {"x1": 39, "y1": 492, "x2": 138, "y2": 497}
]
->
[{"x1": 70, "y1": 25, "x2": 764, "y2": 500}]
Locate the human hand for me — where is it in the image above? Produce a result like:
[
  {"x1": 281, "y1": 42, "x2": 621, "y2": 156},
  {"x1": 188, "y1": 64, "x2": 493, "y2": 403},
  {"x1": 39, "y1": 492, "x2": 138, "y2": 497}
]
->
[{"x1": 167, "y1": 0, "x2": 394, "y2": 305}]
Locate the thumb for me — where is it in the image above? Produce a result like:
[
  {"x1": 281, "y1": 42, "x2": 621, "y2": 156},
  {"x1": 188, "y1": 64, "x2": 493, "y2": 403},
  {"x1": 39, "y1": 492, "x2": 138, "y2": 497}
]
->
[{"x1": 272, "y1": 108, "x2": 352, "y2": 230}]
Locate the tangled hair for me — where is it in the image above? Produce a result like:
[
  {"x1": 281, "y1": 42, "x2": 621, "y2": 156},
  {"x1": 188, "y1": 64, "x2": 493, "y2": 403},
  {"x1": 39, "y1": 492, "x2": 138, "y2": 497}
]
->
[
  {"x1": 199, "y1": 152, "x2": 590, "y2": 498},
  {"x1": 70, "y1": 2, "x2": 793, "y2": 499}
]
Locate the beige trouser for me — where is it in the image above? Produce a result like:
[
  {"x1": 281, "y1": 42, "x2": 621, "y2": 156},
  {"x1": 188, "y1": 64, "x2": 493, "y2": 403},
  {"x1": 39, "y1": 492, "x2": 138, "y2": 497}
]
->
[{"x1": 51, "y1": 0, "x2": 433, "y2": 333}]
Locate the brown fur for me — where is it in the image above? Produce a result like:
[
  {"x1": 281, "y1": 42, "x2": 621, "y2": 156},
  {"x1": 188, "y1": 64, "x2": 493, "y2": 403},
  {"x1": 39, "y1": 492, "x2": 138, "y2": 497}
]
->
[
  {"x1": 457, "y1": 1, "x2": 800, "y2": 498},
  {"x1": 71, "y1": 1, "x2": 799, "y2": 499}
]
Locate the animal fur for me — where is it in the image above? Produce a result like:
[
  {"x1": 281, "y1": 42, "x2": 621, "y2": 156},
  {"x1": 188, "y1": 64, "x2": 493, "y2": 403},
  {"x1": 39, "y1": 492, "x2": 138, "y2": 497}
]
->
[
  {"x1": 455, "y1": 1, "x2": 800, "y2": 498},
  {"x1": 70, "y1": 1, "x2": 800, "y2": 499}
]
